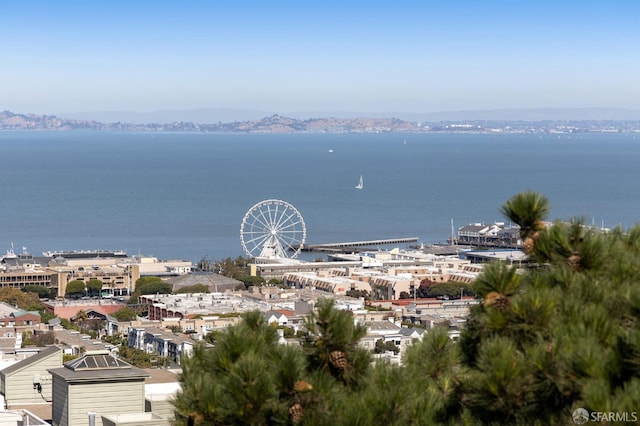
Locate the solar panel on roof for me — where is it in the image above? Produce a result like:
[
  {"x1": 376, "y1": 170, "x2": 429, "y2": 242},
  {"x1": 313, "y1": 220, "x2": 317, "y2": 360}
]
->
[{"x1": 65, "y1": 352, "x2": 132, "y2": 371}]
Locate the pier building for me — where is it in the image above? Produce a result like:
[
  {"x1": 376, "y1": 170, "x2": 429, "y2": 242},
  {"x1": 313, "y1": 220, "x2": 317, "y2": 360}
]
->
[{"x1": 454, "y1": 222, "x2": 520, "y2": 247}]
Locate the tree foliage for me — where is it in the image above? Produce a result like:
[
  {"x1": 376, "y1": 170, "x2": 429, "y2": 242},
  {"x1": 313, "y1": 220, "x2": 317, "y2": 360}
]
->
[
  {"x1": 135, "y1": 276, "x2": 169, "y2": 292},
  {"x1": 301, "y1": 299, "x2": 370, "y2": 389},
  {"x1": 500, "y1": 191, "x2": 550, "y2": 254},
  {"x1": 86, "y1": 278, "x2": 103, "y2": 296},
  {"x1": 60, "y1": 318, "x2": 79, "y2": 331},
  {"x1": 237, "y1": 274, "x2": 266, "y2": 289},
  {"x1": 22, "y1": 331, "x2": 54, "y2": 347},
  {"x1": 373, "y1": 338, "x2": 399, "y2": 354},
  {"x1": 111, "y1": 306, "x2": 137, "y2": 322},
  {"x1": 174, "y1": 192, "x2": 640, "y2": 425},
  {"x1": 128, "y1": 276, "x2": 172, "y2": 303},
  {"x1": 0, "y1": 288, "x2": 41, "y2": 309},
  {"x1": 21, "y1": 285, "x2": 55, "y2": 299},
  {"x1": 138, "y1": 281, "x2": 172, "y2": 295},
  {"x1": 118, "y1": 345, "x2": 169, "y2": 369},
  {"x1": 197, "y1": 255, "x2": 251, "y2": 278},
  {"x1": 458, "y1": 193, "x2": 640, "y2": 423},
  {"x1": 417, "y1": 282, "x2": 476, "y2": 299},
  {"x1": 175, "y1": 310, "x2": 311, "y2": 425},
  {"x1": 65, "y1": 280, "x2": 86, "y2": 298}
]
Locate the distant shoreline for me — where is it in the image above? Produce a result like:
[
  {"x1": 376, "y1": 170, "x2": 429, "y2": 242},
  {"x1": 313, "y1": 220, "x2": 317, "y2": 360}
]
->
[{"x1": 1, "y1": 110, "x2": 639, "y2": 134}]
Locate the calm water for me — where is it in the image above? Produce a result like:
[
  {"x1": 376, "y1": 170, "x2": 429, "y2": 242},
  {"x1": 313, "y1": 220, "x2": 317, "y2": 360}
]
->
[{"x1": 0, "y1": 131, "x2": 638, "y2": 262}]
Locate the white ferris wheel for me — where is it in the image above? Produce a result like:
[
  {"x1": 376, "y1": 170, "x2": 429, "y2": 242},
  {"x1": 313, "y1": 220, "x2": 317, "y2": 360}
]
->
[{"x1": 240, "y1": 199, "x2": 306, "y2": 259}]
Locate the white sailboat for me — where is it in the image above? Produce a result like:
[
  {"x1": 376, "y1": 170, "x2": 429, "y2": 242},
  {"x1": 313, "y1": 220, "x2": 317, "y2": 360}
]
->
[{"x1": 355, "y1": 175, "x2": 363, "y2": 189}]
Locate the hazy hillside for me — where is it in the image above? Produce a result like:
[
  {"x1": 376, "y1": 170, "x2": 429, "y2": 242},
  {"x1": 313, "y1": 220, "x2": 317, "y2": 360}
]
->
[
  {"x1": 56, "y1": 108, "x2": 273, "y2": 124},
  {"x1": 56, "y1": 107, "x2": 640, "y2": 124},
  {"x1": 2, "y1": 109, "x2": 639, "y2": 133}
]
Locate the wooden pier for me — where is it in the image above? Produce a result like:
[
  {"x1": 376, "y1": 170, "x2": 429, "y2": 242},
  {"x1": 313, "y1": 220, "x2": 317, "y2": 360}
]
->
[{"x1": 294, "y1": 237, "x2": 419, "y2": 253}]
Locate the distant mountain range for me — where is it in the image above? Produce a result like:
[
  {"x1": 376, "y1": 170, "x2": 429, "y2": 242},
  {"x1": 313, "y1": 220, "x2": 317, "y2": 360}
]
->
[
  {"x1": 1, "y1": 108, "x2": 639, "y2": 133},
  {"x1": 56, "y1": 107, "x2": 640, "y2": 124}
]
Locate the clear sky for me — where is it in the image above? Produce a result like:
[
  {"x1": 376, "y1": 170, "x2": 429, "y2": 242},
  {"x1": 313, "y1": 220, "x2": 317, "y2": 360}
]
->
[{"x1": 1, "y1": 0, "x2": 639, "y2": 115}]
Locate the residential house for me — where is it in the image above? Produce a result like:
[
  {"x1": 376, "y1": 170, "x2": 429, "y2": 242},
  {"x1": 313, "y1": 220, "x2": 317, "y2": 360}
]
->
[
  {"x1": 359, "y1": 319, "x2": 426, "y2": 362},
  {"x1": 127, "y1": 327, "x2": 194, "y2": 366},
  {"x1": 0, "y1": 310, "x2": 41, "y2": 329},
  {"x1": 48, "y1": 350, "x2": 168, "y2": 426},
  {"x1": 264, "y1": 310, "x2": 292, "y2": 327},
  {"x1": 0, "y1": 346, "x2": 62, "y2": 416}
]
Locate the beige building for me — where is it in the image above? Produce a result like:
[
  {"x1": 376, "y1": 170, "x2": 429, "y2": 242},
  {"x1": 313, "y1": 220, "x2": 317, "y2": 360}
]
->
[
  {"x1": 144, "y1": 377, "x2": 180, "y2": 424},
  {"x1": 0, "y1": 253, "x2": 141, "y2": 298},
  {"x1": 50, "y1": 260, "x2": 140, "y2": 297},
  {"x1": 0, "y1": 269, "x2": 53, "y2": 290},
  {"x1": 130, "y1": 255, "x2": 192, "y2": 277},
  {"x1": 250, "y1": 248, "x2": 479, "y2": 281},
  {"x1": 251, "y1": 259, "x2": 363, "y2": 281},
  {"x1": 279, "y1": 252, "x2": 483, "y2": 300},
  {"x1": 48, "y1": 351, "x2": 168, "y2": 426}
]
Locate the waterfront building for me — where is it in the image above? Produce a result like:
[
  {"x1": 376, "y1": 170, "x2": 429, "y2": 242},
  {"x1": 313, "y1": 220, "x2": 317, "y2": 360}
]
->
[
  {"x1": 251, "y1": 248, "x2": 478, "y2": 281},
  {"x1": 280, "y1": 253, "x2": 482, "y2": 300},
  {"x1": 455, "y1": 222, "x2": 520, "y2": 247},
  {"x1": 48, "y1": 258, "x2": 140, "y2": 298},
  {"x1": 0, "y1": 250, "x2": 54, "y2": 292},
  {"x1": 251, "y1": 259, "x2": 363, "y2": 281},
  {"x1": 0, "y1": 248, "x2": 197, "y2": 298},
  {"x1": 0, "y1": 251, "x2": 140, "y2": 298},
  {"x1": 128, "y1": 255, "x2": 192, "y2": 277},
  {"x1": 462, "y1": 249, "x2": 528, "y2": 264}
]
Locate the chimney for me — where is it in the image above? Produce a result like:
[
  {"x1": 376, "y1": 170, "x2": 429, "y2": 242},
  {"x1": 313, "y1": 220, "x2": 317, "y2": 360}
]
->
[{"x1": 88, "y1": 411, "x2": 96, "y2": 426}]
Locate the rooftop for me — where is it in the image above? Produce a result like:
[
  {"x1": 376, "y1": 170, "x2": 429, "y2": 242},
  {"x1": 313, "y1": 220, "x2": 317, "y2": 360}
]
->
[{"x1": 49, "y1": 351, "x2": 149, "y2": 382}]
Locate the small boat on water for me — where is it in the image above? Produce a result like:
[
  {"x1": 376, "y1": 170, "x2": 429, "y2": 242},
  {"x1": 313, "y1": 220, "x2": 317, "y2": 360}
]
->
[{"x1": 355, "y1": 175, "x2": 363, "y2": 190}]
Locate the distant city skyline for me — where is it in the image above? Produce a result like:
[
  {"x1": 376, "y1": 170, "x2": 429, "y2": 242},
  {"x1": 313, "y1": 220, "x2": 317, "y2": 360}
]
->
[{"x1": 2, "y1": 1, "x2": 639, "y2": 116}]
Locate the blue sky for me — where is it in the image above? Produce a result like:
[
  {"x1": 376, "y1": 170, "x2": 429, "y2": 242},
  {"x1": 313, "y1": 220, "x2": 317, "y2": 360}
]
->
[{"x1": 1, "y1": 0, "x2": 639, "y2": 115}]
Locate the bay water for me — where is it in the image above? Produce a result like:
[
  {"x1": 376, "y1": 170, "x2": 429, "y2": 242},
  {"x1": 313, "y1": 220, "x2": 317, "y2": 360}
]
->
[{"x1": 0, "y1": 131, "x2": 638, "y2": 263}]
